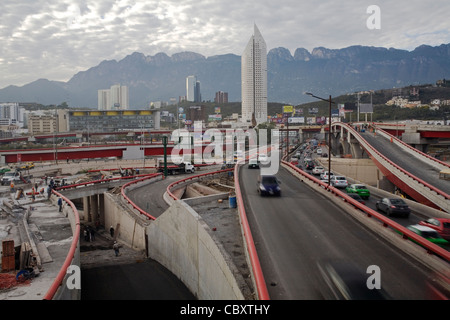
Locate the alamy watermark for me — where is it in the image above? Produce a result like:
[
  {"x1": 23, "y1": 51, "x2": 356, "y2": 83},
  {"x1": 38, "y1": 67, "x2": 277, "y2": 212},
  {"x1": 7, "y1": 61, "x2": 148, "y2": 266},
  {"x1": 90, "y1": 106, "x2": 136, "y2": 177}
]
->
[
  {"x1": 170, "y1": 121, "x2": 281, "y2": 175},
  {"x1": 366, "y1": 5, "x2": 381, "y2": 30}
]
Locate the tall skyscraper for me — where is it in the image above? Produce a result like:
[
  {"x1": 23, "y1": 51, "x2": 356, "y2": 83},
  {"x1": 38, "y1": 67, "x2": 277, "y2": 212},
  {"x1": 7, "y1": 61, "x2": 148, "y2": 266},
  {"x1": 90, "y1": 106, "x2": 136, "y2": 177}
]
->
[
  {"x1": 241, "y1": 24, "x2": 267, "y2": 125},
  {"x1": 186, "y1": 76, "x2": 196, "y2": 102},
  {"x1": 186, "y1": 76, "x2": 202, "y2": 103}
]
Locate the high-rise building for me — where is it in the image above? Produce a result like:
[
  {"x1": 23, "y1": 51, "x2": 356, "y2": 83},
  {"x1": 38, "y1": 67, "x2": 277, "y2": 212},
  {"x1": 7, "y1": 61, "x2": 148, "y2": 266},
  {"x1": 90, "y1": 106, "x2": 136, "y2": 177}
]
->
[
  {"x1": 241, "y1": 24, "x2": 267, "y2": 125},
  {"x1": 215, "y1": 91, "x2": 228, "y2": 104},
  {"x1": 98, "y1": 84, "x2": 129, "y2": 110},
  {"x1": 186, "y1": 76, "x2": 196, "y2": 102},
  {"x1": 186, "y1": 76, "x2": 201, "y2": 103}
]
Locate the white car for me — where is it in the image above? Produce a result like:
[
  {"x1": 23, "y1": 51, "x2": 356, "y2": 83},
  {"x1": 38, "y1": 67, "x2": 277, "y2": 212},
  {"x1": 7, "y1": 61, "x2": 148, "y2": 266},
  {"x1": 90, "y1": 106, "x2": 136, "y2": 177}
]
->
[
  {"x1": 320, "y1": 171, "x2": 335, "y2": 180},
  {"x1": 316, "y1": 148, "x2": 322, "y2": 155},
  {"x1": 330, "y1": 176, "x2": 348, "y2": 188},
  {"x1": 258, "y1": 153, "x2": 270, "y2": 165},
  {"x1": 312, "y1": 166, "x2": 325, "y2": 175}
]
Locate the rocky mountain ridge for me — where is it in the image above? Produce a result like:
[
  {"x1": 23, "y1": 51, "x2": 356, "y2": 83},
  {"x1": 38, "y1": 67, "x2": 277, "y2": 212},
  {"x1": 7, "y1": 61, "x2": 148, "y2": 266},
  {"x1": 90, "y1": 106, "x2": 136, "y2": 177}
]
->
[{"x1": 1, "y1": 43, "x2": 450, "y2": 108}]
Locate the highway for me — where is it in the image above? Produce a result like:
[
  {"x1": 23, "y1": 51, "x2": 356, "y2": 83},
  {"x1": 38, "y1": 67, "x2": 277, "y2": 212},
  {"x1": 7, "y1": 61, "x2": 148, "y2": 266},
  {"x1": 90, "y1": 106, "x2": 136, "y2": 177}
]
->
[
  {"x1": 359, "y1": 130, "x2": 450, "y2": 194},
  {"x1": 239, "y1": 163, "x2": 435, "y2": 299}
]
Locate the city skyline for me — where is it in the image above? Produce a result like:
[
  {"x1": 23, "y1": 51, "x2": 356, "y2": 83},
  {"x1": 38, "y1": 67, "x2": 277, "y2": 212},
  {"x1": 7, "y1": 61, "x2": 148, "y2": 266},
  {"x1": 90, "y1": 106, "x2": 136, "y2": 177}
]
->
[{"x1": 1, "y1": 1, "x2": 450, "y2": 89}]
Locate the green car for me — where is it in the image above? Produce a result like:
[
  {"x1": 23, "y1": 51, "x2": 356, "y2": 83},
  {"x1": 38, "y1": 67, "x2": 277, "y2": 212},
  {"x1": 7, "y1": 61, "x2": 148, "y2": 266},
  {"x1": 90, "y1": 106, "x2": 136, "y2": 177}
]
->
[
  {"x1": 406, "y1": 225, "x2": 449, "y2": 248},
  {"x1": 346, "y1": 184, "x2": 370, "y2": 199},
  {"x1": 0, "y1": 167, "x2": 11, "y2": 175}
]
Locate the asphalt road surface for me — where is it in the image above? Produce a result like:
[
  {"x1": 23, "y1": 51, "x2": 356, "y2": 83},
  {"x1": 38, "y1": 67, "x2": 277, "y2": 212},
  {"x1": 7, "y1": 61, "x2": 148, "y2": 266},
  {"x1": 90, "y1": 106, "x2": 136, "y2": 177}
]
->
[{"x1": 239, "y1": 164, "x2": 435, "y2": 299}]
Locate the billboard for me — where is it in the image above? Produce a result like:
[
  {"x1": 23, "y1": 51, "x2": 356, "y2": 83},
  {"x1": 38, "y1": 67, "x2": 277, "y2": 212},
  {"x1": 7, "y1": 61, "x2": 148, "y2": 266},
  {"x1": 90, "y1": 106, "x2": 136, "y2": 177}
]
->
[
  {"x1": 360, "y1": 103, "x2": 373, "y2": 113},
  {"x1": 288, "y1": 117, "x2": 305, "y2": 124},
  {"x1": 283, "y1": 105, "x2": 294, "y2": 113},
  {"x1": 308, "y1": 107, "x2": 319, "y2": 114},
  {"x1": 307, "y1": 117, "x2": 316, "y2": 125},
  {"x1": 208, "y1": 114, "x2": 222, "y2": 121}
]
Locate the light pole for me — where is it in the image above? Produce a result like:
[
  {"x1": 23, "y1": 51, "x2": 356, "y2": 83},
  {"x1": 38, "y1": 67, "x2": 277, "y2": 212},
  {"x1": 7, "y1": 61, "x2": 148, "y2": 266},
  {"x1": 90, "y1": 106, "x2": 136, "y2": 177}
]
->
[{"x1": 305, "y1": 92, "x2": 336, "y2": 187}]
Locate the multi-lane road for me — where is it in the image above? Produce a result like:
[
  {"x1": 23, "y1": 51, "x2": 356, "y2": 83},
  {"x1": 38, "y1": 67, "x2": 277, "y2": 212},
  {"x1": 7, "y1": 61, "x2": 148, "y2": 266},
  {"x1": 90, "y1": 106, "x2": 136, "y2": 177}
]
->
[{"x1": 239, "y1": 151, "x2": 437, "y2": 299}]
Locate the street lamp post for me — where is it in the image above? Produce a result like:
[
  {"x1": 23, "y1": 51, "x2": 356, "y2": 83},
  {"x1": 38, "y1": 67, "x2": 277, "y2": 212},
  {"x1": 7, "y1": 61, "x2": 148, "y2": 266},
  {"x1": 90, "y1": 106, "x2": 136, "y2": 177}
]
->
[{"x1": 305, "y1": 92, "x2": 336, "y2": 187}]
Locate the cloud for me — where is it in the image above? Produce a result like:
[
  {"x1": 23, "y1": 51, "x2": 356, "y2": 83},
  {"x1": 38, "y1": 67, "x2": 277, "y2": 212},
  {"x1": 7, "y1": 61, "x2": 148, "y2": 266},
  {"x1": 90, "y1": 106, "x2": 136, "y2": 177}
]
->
[{"x1": 1, "y1": 0, "x2": 450, "y2": 89}]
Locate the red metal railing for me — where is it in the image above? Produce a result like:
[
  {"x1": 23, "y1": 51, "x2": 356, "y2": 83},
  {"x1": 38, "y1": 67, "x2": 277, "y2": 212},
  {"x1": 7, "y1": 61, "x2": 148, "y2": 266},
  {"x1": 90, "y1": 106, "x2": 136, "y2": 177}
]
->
[
  {"x1": 372, "y1": 124, "x2": 450, "y2": 169},
  {"x1": 43, "y1": 190, "x2": 80, "y2": 300},
  {"x1": 333, "y1": 122, "x2": 450, "y2": 206},
  {"x1": 282, "y1": 160, "x2": 450, "y2": 262},
  {"x1": 120, "y1": 173, "x2": 162, "y2": 220},
  {"x1": 166, "y1": 164, "x2": 271, "y2": 300}
]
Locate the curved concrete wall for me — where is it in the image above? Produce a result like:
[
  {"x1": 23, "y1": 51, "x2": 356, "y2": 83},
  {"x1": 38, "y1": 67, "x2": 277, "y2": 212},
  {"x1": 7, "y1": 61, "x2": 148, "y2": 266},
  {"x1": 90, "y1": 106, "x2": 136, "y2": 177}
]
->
[{"x1": 146, "y1": 200, "x2": 247, "y2": 300}]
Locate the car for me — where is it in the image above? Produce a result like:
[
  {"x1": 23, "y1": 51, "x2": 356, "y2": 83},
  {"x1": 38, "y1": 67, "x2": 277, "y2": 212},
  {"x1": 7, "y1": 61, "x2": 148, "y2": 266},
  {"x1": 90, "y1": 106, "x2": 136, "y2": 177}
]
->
[
  {"x1": 346, "y1": 184, "x2": 371, "y2": 199},
  {"x1": 322, "y1": 153, "x2": 328, "y2": 158},
  {"x1": 312, "y1": 166, "x2": 325, "y2": 175},
  {"x1": 330, "y1": 176, "x2": 348, "y2": 188},
  {"x1": 305, "y1": 161, "x2": 315, "y2": 170},
  {"x1": 346, "y1": 193, "x2": 365, "y2": 204},
  {"x1": 375, "y1": 198, "x2": 411, "y2": 217},
  {"x1": 320, "y1": 171, "x2": 334, "y2": 180},
  {"x1": 406, "y1": 225, "x2": 449, "y2": 248},
  {"x1": 316, "y1": 148, "x2": 322, "y2": 155},
  {"x1": 418, "y1": 218, "x2": 450, "y2": 240},
  {"x1": 20, "y1": 162, "x2": 35, "y2": 170},
  {"x1": 317, "y1": 260, "x2": 390, "y2": 300},
  {"x1": 257, "y1": 175, "x2": 281, "y2": 196},
  {"x1": 258, "y1": 153, "x2": 269, "y2": 165},
  {"x1": 0, "y1": 167, "x2": 11, "y2": 175},
  {"x1": 248, "y1": 158, "x2": 260, "y2": 169}
]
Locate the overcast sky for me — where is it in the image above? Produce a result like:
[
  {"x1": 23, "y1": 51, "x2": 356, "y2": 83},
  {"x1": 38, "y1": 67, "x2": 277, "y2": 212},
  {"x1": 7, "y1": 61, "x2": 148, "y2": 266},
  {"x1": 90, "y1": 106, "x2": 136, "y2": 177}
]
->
[{"x1": 1, "y1": 0, "x2": 450, "y2": 89}]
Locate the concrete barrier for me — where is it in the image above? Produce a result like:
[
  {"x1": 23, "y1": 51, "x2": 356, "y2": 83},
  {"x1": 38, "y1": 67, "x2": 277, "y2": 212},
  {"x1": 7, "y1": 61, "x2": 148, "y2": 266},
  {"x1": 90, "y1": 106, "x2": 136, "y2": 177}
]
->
[{"x1": 146, "y1": 200, "x2": 248, "y2": 300}]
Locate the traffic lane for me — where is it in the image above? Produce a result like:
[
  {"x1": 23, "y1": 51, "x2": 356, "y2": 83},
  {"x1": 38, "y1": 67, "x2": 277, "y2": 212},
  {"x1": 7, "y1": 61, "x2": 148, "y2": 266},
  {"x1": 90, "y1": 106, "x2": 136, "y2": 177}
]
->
[
  {"x1": 81, "y1": 259, "x2": 196, "y2": 300},
  {"x1": 241, "y1": 166, "x2": 432, "y2": 299}
]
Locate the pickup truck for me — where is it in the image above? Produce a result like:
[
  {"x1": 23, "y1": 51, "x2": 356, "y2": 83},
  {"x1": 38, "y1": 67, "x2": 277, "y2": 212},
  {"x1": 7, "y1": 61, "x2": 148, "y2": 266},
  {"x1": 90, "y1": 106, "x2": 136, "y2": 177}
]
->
[{"x1": 1, "y1": 171, "x2": 22, "y2": 185}]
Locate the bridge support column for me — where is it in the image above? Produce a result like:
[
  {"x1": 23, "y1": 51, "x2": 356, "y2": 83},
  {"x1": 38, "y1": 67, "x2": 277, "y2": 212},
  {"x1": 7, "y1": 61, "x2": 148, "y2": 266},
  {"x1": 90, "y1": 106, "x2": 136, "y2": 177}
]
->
[{"x1": 89, "y1": 195, "x2": 99, "y2": 224}]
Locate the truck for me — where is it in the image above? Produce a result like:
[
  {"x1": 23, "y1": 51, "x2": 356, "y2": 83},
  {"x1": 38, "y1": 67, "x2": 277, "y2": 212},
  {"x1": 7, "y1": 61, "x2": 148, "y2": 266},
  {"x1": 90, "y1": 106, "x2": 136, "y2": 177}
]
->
[
  {"x1": 156, "y1": 159, "x2": 195, "y2": 175},
  {"x1": 1, "y1": 171, "x2": 22, "y2": 185}
]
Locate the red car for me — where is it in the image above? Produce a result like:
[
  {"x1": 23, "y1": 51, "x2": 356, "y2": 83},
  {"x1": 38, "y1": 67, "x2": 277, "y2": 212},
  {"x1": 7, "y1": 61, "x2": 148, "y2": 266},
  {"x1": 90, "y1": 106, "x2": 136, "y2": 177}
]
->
[{"x1": 419, "y1": 218, "x2": 450, "y2": 240}]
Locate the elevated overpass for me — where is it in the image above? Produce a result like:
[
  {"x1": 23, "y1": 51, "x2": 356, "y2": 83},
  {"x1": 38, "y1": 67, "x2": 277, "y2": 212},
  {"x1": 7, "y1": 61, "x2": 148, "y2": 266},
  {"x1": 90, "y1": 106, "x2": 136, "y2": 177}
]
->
[{"x1": 330, "y1": 122, "x2": 450, "y2": 213}]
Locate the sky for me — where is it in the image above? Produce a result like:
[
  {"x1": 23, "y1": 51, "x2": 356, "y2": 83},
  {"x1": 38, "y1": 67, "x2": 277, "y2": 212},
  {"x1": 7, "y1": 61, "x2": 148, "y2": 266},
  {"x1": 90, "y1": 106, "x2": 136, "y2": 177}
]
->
[{"x1": 1, "y1": 0, "x2": 450, "y2": 89}]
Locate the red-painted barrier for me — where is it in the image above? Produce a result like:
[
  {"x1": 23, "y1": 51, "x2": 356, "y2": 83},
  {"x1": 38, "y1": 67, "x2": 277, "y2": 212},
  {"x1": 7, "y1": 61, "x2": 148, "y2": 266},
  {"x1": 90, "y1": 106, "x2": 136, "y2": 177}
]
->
[
  {"x1": 43, "y1": 190, "x2": 80, "y2": 300},
  {"x1": 120, "y1": 173, "x2": 162, "y2": 220},
  {"x1": 372, "y1": 124, "x2": 450, "y2": 169},
  {"x1": 333, "y1": 122, "x2": 450, "y2": 207},
  {"x1": 282, "y1": 160, "x2": 450, "y2": 262}
]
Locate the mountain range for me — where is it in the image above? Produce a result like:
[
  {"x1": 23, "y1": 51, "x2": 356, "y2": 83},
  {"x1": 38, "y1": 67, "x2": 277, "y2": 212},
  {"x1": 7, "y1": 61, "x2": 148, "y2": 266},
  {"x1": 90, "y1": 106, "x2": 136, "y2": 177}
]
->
[{"x1": 1, "y1": 43, "x2": 450, "y2": 108}]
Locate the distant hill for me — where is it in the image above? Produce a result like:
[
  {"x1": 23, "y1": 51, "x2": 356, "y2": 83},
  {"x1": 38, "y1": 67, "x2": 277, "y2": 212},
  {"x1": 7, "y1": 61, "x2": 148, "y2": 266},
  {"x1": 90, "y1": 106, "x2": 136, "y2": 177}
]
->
[{"x1": 1, "y1": 43, "x2": 450, "y2": 108}]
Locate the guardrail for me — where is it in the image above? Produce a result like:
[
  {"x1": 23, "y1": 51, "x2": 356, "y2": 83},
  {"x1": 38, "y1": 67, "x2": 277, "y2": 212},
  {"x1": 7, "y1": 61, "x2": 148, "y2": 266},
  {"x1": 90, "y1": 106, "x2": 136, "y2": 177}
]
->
[
  {"x1": 166, "y1": 168, "x2": 234, "y2": 201},
  {"x1": 121, "y1": 173, "x2": 163, "y2": 220},
  {"x1": 165, "y1": 163, "x2": 271, "y2": 300},
  {"x1": 333, "y1": 122, "x2": 450, "y2": 212},
  {"x1": 43, "y1": 190, "x2": 81, "y2": 300},
  {"x1": 372, "y1": 124, "x2": 450, "y2": 170},
  {"x1": 282, "y1": 160, "x2": 450, "y2": 262},
  {"x1": 233, "y1": 160, "x2": 270, "y2": 300}
]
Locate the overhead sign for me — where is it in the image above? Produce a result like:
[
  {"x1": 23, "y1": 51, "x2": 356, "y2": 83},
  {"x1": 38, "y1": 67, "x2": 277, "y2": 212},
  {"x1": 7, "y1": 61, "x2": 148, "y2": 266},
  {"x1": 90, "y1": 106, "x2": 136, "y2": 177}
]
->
[{"x1": 288, "y1": 117, "x2": 305, "y2": 124}]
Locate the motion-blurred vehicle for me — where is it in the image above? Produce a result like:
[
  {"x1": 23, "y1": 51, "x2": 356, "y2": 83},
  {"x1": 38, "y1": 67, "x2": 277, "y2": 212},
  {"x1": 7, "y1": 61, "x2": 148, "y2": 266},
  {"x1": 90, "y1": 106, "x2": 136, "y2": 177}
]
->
[
  {"x1": 346, "y1": 184, "x2": 370, "y2": 199},
  {"x1": 375, "y1": 198, "x2": 411, "y2": 218},
  {"x1": 406, "y1": 224, "x2": 449, "y2": 248},
  {"x1": 418, "y1": 218, "x2": 450, "y2": 241},
  {"x1": 317, "y1": 260, "x2": 389, "y2": 300},
  {"x1": 257, "y1": 175, "x2": 281, "y2": 197},
  {"x1": 312, "y1": 166, "x2": 325, "y2": 175},
  {"x1": 330, "y1": 176, "x2": 348, "y2": 188}
]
